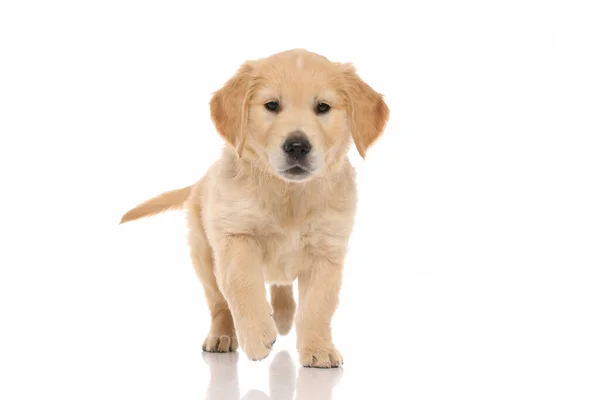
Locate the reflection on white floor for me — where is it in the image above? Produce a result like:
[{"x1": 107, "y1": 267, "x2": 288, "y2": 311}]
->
[{"x1": 203, "y1": 351, "x2": 342, "y2": 400}]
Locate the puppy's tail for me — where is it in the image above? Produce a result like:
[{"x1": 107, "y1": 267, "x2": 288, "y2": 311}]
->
[{"x1": 120, "y1": 185, "x2": 192, "y2": 224}]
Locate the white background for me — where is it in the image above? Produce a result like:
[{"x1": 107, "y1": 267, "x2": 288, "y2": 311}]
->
[{"x1": 1, "y1": 2, "x2": 599, "y2": 399}]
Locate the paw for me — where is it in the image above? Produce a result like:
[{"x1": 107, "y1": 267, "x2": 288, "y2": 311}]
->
[
  {"x1": 299, "y1": 346, "x2": 343, "y2": 368},
  {"x1": 202, "y1": 334, "x2": 239, "y2": 353},
  {"x1": 237, "y1": 316, "x2": 277, "y2": 361},
  {"x1": 272, "y1": 302, "x2": 295, "y2": 335}
]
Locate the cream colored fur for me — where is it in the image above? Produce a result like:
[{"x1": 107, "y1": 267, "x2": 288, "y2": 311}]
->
[{"x1": 121, "y1": 49, "x2": 389, "y2": 367}]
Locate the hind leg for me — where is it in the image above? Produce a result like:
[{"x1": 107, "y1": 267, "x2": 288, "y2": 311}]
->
[
  {"x1": 270, "y1": 285, "x2": 296, "y2": 335},
  {"x1": 188, "y1": 205, "x2": 238, "y2": 352},
  {"x1": 193, "y1": 248, "x2": 238, "y2": 352}
]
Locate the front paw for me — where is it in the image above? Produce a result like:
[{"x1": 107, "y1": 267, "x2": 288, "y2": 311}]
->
[
  {"x1": 237, "y1": 315, "x2": 277, "y2": 361},
  {"x1": 299, "y1": 345, "x2": 343, "y2": 368}
]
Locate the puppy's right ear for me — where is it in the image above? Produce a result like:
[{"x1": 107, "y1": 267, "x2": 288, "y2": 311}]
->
[{"x1": 210, "y1": 63, "x2": 254, "y2": 157}]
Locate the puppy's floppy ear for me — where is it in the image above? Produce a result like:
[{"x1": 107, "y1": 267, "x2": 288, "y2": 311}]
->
[
  {"x1": 210, "y1": 63, "x2": 254, "y2": 157},
  {"x1": 342, "y1": 64, "x2": 390, "y2": 159}
]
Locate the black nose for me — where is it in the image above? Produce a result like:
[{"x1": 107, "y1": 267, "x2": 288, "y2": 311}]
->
[{"x1": 283, "y1": 134, "x2": 311, "y2": 159}]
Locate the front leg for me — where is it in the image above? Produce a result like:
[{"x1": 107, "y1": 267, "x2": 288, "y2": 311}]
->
[
  {"x1": 296, "y1": 257, "x2": 344, "y2": 368},
  {"x1": 213, "y1": 235, "x2": 277, "y2": 361}
]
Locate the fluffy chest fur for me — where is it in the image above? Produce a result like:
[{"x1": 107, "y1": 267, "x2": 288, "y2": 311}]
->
[
  {"x1": 202, "y1": 154, "x2": 357, "y2": 282},
  {"x1": 262, "y1": 228, "x2": 305, "y2": 284}
]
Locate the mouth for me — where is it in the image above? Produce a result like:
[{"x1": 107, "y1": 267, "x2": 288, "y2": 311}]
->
[
  {"x1": 280, "y1": 165, "x2": 312, "y2": 180},
  {"x1": 285, "y1": 165, "x2": 309, "y2": 175}
]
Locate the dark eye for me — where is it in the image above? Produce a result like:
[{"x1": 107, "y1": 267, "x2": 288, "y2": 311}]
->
[
  {"x1": 265, "y1": 101, "x2": 280, "y2": 112},
  {"x1": 316, "y1": 103, "x2": 330, "y2": 114}
]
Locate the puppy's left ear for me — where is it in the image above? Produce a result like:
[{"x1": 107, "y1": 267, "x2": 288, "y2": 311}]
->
[{"x1": 343, "y1": 64, "x2": 390, "y2": 159}]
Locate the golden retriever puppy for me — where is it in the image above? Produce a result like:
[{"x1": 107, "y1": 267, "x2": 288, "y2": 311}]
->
[{"x1": 120, "y1": 49, "x2": 389, "y2": 367}]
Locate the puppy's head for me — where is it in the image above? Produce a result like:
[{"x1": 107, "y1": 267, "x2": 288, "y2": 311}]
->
[{"x1": 210, "y1": 49, "x2": 389, "y2": 182}]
